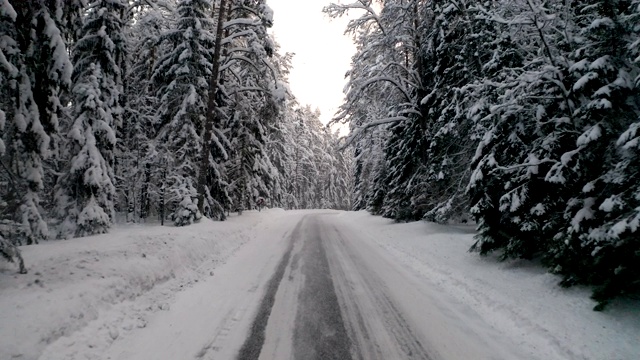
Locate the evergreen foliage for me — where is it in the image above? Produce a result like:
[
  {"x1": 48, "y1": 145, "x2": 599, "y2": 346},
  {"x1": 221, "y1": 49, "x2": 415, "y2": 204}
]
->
[
  {"x1": 56, "y1": 0, "x2": 126, "y2": 237},
  {"x1": 151, "y1": 0, "x2": 215, "y2": 226},
  {"x1": 0, "y1": 0, "x2": 351, "y2": 253},
  {"x1": 329, "y1": 0, "x2": 640, "y2": 308},
  {"x1": 2, "y1": 0, "x2": 636, "y2": 311},
  {"x1": 1, "y1": 0, "x2": 75, "y2": 244}
]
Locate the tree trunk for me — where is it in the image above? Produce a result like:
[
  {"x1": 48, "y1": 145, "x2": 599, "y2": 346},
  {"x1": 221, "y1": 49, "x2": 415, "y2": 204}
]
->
[{"x1": 197, "y1": 0, "x2": 229, "y2": 215}]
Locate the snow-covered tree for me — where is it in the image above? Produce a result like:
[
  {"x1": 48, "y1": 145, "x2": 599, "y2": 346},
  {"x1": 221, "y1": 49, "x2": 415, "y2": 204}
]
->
[
  {"x1": 333, "y1": 0, "x2": 639, "y2": 307},
  {"x1": 56, "y1": 0, "x2": 125, "y2": 237},
  {"x1": 468, "y1": 0, "x2": 640, "y2": 307},
  {"x1": 264, "y1": 50, "x2": 296, "y2": 208},
  {"x1": 218, "y1": 0, "x2": 280, "y2": 213},
  {"x1": 225, "y1": 102, "x2": 273, "y2": 212},
  {"x1": 468, "y1": 0, "x2": 563, "y2": 259},
  {"x1": 550, "y1": 0, "x2": 640, "y2": 309},
  {"x1": 151, "y1": 0, "x2": 217, "y2": 225},
  {"x1": 0, "y1": 233, "x2": 26, "y2": 273},
  {"x1": 0, "y1": 0, "x2": 352, "y2": 244},
  {"x1": 117, "y1": 2, "x2": 173, "y2": 222},
  {"x1": 326, "y1": 0, "x2": 423, "y2": 219},
  {"x1": 0, "y1": 0, "x2": 75, "y2": 244}
]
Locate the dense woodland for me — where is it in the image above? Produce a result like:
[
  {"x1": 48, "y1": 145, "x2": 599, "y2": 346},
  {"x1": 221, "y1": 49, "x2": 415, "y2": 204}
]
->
[
  {"x1": 1, "y1": 0, "x2": 638, "y2": 310},
  {"x1": 326, "y1": 0, "x2": 639, "y2": 309},
  {"x1": 0, "y1": 0, "x2": 351, "y2": 249}
]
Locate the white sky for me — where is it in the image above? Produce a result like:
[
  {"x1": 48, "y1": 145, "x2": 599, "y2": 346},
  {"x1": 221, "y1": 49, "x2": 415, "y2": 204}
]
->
[{"x1": 266, "y1": 0, "x2": 356, "y2": 125}]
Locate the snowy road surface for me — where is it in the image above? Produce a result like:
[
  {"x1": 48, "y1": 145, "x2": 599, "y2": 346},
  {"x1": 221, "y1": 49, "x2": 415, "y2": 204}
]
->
[
  {"x1": 253, "y1": 213, "x2": 436, "y2": 359},
  {"x1": 2, "y1": 210, "x2": 638, "y2": 360},
  {"x1": 245, "y1": 214, "x2": 531, "y2": 360}
]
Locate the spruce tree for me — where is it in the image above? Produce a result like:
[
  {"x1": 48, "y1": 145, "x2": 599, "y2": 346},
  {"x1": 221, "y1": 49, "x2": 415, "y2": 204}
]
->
[
  {"x1": 1, "y1": 0, "x2": 74, "y2": 244},
  {"x1": 152, "y1": 0, "x2": 217, "y2": 225},
  {"x1": 118, "y1": 4, "x2": 170, "y2": 222},
  {"x1": 56, "y1": 0, "x2": 125, "y2": 237},
  {"x1": 221, "y1": 0, "x2": 278, "y2": 213},
  {"x1": 551, "y1": 0, "x2": 640, "y2": 309},
  {"x1": 469, "y1": 0, "x2": 572, "y2": 259},
  {"x1": 226, "y1": 103, "x2": 272, "y2": 212}
]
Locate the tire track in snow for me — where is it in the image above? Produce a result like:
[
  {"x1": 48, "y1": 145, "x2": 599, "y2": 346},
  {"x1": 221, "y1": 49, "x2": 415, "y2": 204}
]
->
[
  {"x1": 291, "y1": 216, "x2": 353, "y2": 360},
  {"x1": 239, "y1": 213, "x2": 434, "y2": 360},
  {"x1": 324, "y1": 222, "x2": 434, "y2": 360},
  {"x1": 235, "y1": 217, "x2": 303, "y2": 360}
]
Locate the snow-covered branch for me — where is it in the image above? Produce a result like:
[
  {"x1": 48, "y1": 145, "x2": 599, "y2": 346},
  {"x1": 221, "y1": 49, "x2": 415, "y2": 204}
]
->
[
  {"x1": 357, "y1": 76, "x2": 413, "y2": 103},
  {"x1": 221, "y1": 29, "x2": 256, "y2": 45},
  {"x1": 340, "y1": 116, "x2": 408, "y2": 149},
  {"x1": 324, "y1": 1, "x2": 385, "y2": 35},
  {"x1": 223, "y1": 18, "x2": 261, "y2": 29}
]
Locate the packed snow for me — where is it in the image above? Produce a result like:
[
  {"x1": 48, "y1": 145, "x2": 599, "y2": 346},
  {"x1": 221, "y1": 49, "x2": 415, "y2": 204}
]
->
[
  {"x1": 0, "y1": 210, "x2": 299, "y2": 360},
  {"x1": 335, "y1": 212, "x2": 640, "y2": 359},
  {"x1": 1, "y1": 210, "x2": 638, "y2": 360}
]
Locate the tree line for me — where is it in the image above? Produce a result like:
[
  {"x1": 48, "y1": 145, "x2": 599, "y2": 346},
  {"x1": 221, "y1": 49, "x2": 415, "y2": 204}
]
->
[
  {"x1": 327, "y1": 0, "x2": 639, "y2": 309},
  {"x1": 0, "y1": 0, "x2": 351, "y2": 256}
]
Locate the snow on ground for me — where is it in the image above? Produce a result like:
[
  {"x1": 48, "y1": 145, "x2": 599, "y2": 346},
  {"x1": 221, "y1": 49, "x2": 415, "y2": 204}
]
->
[
  {"x1": 334, "y1": 211, "x2": 640, "y2": 360},
  {"x1": 1, "y1": 209, "x2": 638, "y2": 360},
  {"x1": 0, "y1": 209, "x2": 299, "y2": 360}
]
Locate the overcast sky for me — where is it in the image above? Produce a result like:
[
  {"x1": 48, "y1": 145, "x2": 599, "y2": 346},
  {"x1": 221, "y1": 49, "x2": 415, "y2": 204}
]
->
[{"x1": 266, "y1": 0, "x2": 355, "y2": 125}]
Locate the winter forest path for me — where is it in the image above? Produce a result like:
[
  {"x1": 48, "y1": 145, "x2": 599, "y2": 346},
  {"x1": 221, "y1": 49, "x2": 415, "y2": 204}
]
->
[
  {"x1": 241, "y1": 213, "x2": 535, "y2": 360},
  {"x1": 36, "y1": 210, "x2": 638, "y2": 360},
  {"x1": 97, "y1": 211, "x2": 533, "y2": 360},
  {"x1": 250, "y1": 213, "x2": 433, "y2": 360}
]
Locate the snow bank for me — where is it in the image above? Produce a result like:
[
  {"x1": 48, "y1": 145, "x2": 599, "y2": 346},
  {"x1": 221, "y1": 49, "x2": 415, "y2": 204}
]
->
[
  {"x1": 336, "y1": 211, "x2": 640, "y2": 360},
  {"x1": 0, "y1": 211, "x2": 270, "y2": 360}
]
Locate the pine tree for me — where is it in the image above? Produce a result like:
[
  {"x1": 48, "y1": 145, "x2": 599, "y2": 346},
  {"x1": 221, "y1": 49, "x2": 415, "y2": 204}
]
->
[
  {"x1": 382, "y1": 117, "x2": 426, "y2": 221},
  {"x1": 226, "y1": 101, "x2": 273, "y2": 212},
  {"x1": 469, "y1": 0, "x2": 572, "y2": 258},
  {"x1": 0, "y1": 0, "x2": 27, "y2": 267},
  {"x1": 0, "y1": 0, "x2": 23, "y2": 243},
  {"x1": 152, "y1": 0, "x2": 217, "y2": 225},
  {"x1": 264, "y1": 66, "x2": 297, "y2": 209},
  {"x1": 330, "y1": 0, "x2": 640, "y2": 307},
  {"x1": 1, "y1": 0, "x2": 75, "y2": 244},
  {"x1": 326, "y1": 0, "x2": 425, "y2": 220},
  {"x1": 56, "y1": 0, "x2": 125, "y2": 237},
  {"x1": 550, "y1": 0, "x2": 640, "y2": 309},
  {"x1": 219, "y1": 0, "x2": 280, "y2": 213},
  {"x1": 118, "y1": 3, "x2": 171, "y2": 222},
  {"x1": 468, "y1": 0, "x2": 640, "y2": 307}
]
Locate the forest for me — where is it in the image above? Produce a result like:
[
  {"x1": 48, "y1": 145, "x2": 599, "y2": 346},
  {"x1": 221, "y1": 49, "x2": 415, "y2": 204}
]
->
[
  {"x1": 0, "y1": 1, "x2": 350, "y2": 248},
  {"x1": 326, "y1": 0, "x2": 639, "y2": 309},
  {"x1": 1, "y1": 0, "x2": 639, "y2": 310}
]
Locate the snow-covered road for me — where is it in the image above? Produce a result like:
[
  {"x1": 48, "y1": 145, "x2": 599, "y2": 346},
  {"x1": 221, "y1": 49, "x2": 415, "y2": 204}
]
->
[
  {"x1": 256, "y1": 213, "x2": 437, "y2": 359},
  {"x1": 2, "y1": 210, "x2": 638, "y2": 360},
  {"x1": 249, "y1": 213, "x2": 542, "y2": 360}
]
